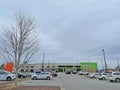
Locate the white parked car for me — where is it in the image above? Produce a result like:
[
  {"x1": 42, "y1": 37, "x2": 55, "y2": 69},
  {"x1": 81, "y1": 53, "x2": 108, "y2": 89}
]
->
[
  {"x1": 31, "y1": 72, "x2": 52, "y2": 80},
  {"x1": 78, "y1": 71, "x2": 89, "y2": 75},
  {"x1": 109, "y1": 72, "x2": 120, "y2": 82},
  {"x1": 89, "y1": 73, "x2": 101, "y2": 79},
  {"x1": 0, "y1": 70, "x2": 16, "y2": 81},
  {"x1": 98, "y1": 72, "x2": 111, "y2": 80}
]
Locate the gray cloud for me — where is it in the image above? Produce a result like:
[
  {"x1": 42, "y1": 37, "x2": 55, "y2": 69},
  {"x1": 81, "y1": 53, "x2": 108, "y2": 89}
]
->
[{"x1": 0, "y1": 0, "x2": 120, "y2": 69}]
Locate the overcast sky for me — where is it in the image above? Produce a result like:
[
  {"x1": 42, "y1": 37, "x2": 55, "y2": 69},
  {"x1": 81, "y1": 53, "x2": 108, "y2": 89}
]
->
[{"x1": 0, "y1": 0, "x2": 120, "y2": 69}]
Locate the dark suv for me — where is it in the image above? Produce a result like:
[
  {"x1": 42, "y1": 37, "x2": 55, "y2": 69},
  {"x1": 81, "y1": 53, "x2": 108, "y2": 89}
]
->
[
  {"x1": 18, "y1": 72, "x2": 28, "y2": 78},
  {"x1": 65, "y1": 70, "x2": 71, "y2": 74},
  {"x1": 12, "y1": 72, "x2": 28, "y2": 78}
]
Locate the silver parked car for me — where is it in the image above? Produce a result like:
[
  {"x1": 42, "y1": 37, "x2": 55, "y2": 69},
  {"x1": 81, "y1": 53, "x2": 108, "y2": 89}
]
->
[
  {"x1": 31, "y1": 72, "x2": 52, "y2": 80},
  {"x1": 79, "y1": 71, "x2": 89, "y2": 75},
  {"x1": 89, "y1": 73, "x2": 101, "y2": 79},
  {"x1": 98, "y1": 72, "x2": 111, "y2": 80},
  {"x1": 109, "y1": 72, "x2": 120, "y2": 82}
]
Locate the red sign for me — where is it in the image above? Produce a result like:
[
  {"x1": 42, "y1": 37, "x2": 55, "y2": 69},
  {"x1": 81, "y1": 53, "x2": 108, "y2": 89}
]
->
[{"x1": 5, "y1": 63, "x2": 14, "y2": 72}]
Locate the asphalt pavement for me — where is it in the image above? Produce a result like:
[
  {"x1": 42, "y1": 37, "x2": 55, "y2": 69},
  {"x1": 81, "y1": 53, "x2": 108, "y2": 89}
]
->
[
  {"x1": 59, "y1": 73, "x2": 120, "y2": 90},
  {"x1": 18, "y1": 73, "x2": 120, "y2": 90}
]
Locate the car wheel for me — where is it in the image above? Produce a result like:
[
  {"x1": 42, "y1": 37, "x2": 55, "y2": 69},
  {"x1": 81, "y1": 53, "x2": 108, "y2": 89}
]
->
[
  {"x1": 115, "y1": 78, "x2": 120, "y2": 83},
  {"x1": 92, "y1": 76, "x2": 95, "y2": 79},
  {"x1": 102, "y1": 77, "x2": 106, "y2": 80},
  {"x1": 46, "y1": 76, "x2": 50, "y2": 80},
  {"x1": 33, "y1": 76, "x2": 37, "y2": 80},
  {"x1": 21, "y1": 76, "x2": 24, "y2": 78},
  {"x1": 110, "y1": 80, "x2": 114, "y2": 82},
  {"x1": 7, "y1": 77, "x2": 11, "y2": 81}
]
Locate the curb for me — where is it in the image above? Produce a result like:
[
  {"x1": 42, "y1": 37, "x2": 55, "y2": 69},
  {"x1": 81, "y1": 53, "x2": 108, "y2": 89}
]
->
[{"x1": 61, "y1": 86, "x2": 65, "y2": 90}]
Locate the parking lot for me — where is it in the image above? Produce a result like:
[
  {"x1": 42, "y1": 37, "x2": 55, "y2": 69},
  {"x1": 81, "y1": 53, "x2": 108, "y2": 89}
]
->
[
  {"x1": 16, "y1": 73, "x2": 120, "y2": 90},
  {"x1": 61, "y1": 74, "x2": 120, "y2": 90},
  {"x1": 0, "y1": 73, "x2": 120, "y2": 90}
]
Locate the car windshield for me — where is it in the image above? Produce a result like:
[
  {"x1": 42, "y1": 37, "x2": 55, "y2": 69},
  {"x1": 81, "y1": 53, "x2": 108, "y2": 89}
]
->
[{"x1": 4, "y1": 71, "x2": 11, "y2": 75}]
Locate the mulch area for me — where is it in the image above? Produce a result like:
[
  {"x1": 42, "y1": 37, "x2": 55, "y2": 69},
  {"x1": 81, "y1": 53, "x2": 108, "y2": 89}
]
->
[
  {"x1": 3, "y1": 86, "x2": 61, "y2": 90},
  {"x1": 0, "y1": 83, "x2": 7, "y2": 90},
  {"x1": 0, "y1": 78, "x2": 30, "y2": 90}
]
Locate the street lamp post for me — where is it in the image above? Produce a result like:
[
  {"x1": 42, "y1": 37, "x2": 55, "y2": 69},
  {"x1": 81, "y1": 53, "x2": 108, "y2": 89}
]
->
[
  {"x1": 48, "y1": 59, "x2": 50, "y2": 72},
  {"x1": 101, "y1": 59, "x2": 104, "y2": 71},
  {"x1": 117, "y1": 58, "x2": 120, "y2": 71},
  {"x1": 102, "y1": 49, "x2": 107, "y2": 72}
]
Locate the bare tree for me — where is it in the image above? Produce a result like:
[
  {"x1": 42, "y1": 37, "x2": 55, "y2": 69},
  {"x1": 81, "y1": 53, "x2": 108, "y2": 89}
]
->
[{"x1": 0, "y1": 12, "x2": 39, "y2": 85}]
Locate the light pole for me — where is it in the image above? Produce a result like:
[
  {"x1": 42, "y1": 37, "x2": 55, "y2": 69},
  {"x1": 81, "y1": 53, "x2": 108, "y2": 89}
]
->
[
  {"x1": 102, "y1": 49, "x2": 107, "y2": 72},
  {"x1": 101, "y1": 59, "x2": 104, "y2": 71},
  {"x1": 117, "y1": 58, "x2": 120, "y2": 71},
  {"x1": 48, "y1": 59, "x2": 50, "y2": 72},
  {"x1": 42, "y1": 53, "x2": 45, "y2": 71}
]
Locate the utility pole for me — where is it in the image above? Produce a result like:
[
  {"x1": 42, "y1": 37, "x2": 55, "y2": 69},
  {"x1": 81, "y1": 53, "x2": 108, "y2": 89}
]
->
[
  {"x1": 102, "y1": 49, "x2": 107, "y2": 72},
  {"x1": 76, "y1": 60, "x2": 78, "y2": 65},
  {"x1": 42, "y1": 53, "x2": 45, "y2": 71},
  {"x1": 117, "y1": 58, "x2": 120, "y2": 71},
  {"x1": 101, "y1": 59, "x2": 104, "y2": 71},
  {"x1": 48, "y1": 59, "x2": 50, "y2": 72}
]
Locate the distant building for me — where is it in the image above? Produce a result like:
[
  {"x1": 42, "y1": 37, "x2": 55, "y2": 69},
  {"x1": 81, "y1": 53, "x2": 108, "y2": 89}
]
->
[
  {"x1": 11, "y1": 62, "x2": 98, "y2": 73},
  {"x1": 19, "y1": 63, "x2": 81, "y2": 73}
]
